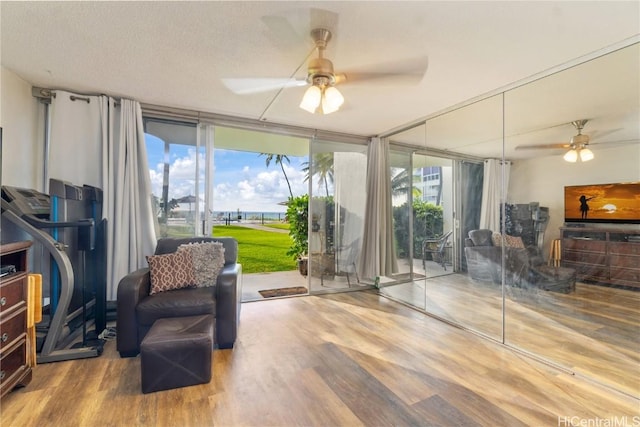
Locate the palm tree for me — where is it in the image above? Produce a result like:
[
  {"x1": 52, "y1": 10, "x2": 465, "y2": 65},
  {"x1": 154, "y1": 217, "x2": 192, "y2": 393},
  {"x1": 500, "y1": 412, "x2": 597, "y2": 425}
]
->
[
  {"x1": 302, "y1": 152, "x2": 334, "y2": 197},
  {"x1": 391, "y1": 168, "x2": 422, "y2": 199},
  {"x1": 260, "y1": 153, "x2": 293, "y2": 198}
]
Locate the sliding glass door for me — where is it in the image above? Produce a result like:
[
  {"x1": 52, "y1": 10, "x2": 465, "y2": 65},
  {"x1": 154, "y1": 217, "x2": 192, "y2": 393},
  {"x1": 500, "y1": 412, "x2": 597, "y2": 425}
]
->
[
  {"x1": 308, "y1": 139, "x2": 368, "y2": 293},
  {"x1": 144, "y1": 118, "x2": 208, "y2": 238}
]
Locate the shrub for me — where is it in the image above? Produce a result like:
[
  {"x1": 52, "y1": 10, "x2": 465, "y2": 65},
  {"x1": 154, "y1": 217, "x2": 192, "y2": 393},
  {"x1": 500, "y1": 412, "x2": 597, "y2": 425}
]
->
[
  {"x1": 393, "y1": 200, "x2": 443, "y2": 258},
  {"x1": 286, "y1": 194, "x2": 308, "y2": 260}
]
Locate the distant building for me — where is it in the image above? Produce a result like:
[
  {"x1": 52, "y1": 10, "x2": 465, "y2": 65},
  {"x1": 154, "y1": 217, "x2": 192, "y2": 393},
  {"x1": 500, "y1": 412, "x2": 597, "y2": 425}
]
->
[{"x1": 416, "y1": 166, "x2": 442, "y2": 205}]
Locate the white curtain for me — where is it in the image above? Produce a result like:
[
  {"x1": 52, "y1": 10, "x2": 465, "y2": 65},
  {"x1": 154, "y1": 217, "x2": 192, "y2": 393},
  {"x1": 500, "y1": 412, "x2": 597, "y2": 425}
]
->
[
  {"x1": 49, "y1": 92, "x2": 156, "y2": 300},
  {"x1": 101, "y1": 97, "x2": 156, "y2": 300},
  {"x1": 479, "y1": 158, "x2": 511, "y2": 231},
  {"x1": 358, "y1": 137, "x2": 398, "y2": 280},
  {"x1": 334, "y1": 152, "x2": 366, "y2": 274},
  {"x1": 49, "y1": 91, "x2": 102, "y2": 188}
]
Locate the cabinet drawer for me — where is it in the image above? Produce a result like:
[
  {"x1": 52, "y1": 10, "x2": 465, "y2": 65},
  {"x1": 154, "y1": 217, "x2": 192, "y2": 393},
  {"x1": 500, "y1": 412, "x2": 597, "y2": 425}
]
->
[
  {"x1": 563, "y1": 250, "x2": 607, "y2": 265},
  {"x1": 0, "y1": 338, "x2": 27, "y2": 390},
  {"x1": 0, "y1": 275, "x2": 27, "y2": 314},
  {"x1": 609, "y1": 241, "x2": 640, "y2": 256},
  {"x1": 563, "y1": 261, "x2": 608, "y2": 280},
  {"x1": 610, "y1": 267, "x2": 640, "y2": 285},
  {"x1": 609, "y1": 254, "x2": 640, "y2": 269},
  {"x1": 563, "y1": 238, "x2": 606, "y2": 252},
  {"x1": 0, "y1": 309, "x2": 26, "y2": 351}
]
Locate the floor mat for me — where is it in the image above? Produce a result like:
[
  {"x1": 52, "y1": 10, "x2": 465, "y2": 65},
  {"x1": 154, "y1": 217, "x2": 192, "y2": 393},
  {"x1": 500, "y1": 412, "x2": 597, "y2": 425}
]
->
[{"x1": 258, "y1": 286, "x2": 308, "y2": 298}]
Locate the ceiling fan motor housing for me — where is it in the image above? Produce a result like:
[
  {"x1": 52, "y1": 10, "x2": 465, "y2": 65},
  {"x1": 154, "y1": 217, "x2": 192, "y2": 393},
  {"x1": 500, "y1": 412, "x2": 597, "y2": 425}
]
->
[
  {"x1": 307, "y1": 57, "x2": 336, "y2": 85},
  {"x1": 571, "y1": 133, "x2": 589, "y2": 146},
  {"x1": 307, "y1": 28, "x2": 337, "y2": 86}
]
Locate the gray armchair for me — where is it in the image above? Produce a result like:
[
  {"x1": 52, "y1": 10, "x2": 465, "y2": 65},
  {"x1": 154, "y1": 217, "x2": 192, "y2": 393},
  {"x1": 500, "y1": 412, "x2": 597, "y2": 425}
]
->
[
  {"x1": 116, "y1": 237, "x2": 242, "y2": 358},
  {"x1": 464, "y1": 229, "x2": 573, "y2": 292},
  {"x1": 464, "y1": 229, "x2": 544, "y2": 285}
]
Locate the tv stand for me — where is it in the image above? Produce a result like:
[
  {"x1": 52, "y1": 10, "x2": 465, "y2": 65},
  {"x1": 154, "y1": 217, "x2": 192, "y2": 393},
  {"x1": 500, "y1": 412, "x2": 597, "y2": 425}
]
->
[{"x1": 560, "y1": 226, "x2": 640, "y2": 289}]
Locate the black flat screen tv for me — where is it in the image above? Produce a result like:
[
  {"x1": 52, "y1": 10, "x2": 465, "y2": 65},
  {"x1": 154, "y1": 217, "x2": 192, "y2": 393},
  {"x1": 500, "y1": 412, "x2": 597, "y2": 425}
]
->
[{"x1": 564, "y1": 182, "x2": 640, "y2": 224}]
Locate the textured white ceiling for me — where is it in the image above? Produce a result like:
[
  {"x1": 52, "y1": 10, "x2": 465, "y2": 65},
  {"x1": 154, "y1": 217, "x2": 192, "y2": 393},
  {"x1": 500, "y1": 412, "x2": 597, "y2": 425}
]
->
[{"x1": 1, "y1": 1, "x2": 639, "y2": 158}]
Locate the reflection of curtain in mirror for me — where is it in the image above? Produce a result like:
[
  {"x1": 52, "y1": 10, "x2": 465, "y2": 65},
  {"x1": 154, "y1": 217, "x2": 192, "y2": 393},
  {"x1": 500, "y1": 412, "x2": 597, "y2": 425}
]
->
[
  {"x1": 459, "y1": 161, "x2": 484, "y2": 270},
  {"x1": 359, "y1": 137, "x2": 398, "y2": 280},
  {"x1": 479, "y1": 159, "x2": 511, "y2": 231},
  {"x1": 333, "y1": 151, "x2": 366, "y2": 274}
]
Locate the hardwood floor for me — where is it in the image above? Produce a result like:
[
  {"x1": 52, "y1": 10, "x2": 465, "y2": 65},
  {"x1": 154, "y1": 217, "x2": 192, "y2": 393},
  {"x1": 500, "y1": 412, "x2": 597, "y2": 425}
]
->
[
  {"x1": 2, "y1": 291, "x2": 638, "y2": 426},
  {"x1": 381, "y1": 273, "x2": 640, "y2": 398}
]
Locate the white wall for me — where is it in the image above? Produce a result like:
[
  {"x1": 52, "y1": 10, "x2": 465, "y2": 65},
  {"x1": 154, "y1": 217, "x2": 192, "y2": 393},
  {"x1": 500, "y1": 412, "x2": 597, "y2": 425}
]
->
[
  {"x1": 508, "y1": 144, "x2": 640, "y2": 255},
  {"x1": 0, "y1": 66, "x2": 42, "y2": 189}
]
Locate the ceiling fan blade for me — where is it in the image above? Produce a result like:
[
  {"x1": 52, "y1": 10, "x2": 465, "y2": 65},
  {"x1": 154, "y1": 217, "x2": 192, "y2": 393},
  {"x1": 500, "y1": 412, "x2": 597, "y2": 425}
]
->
[
  {"x1": 338, "y1": 56, "x2": 429, "y2": 86},
  {"x1": 261, "y1": 8, "x2": 339, "y2": 52},
  {"x1": 222, "y1": 78, "x2": 307, "y2": 95},
  {"x1": 515, "y1": 143, "x2": 571, "y2": 150},
  {"x1": 589, "y1": 139, "x2": 640, "y2": 147},
  {"x1": 588, "y1": 128, "x2": 627, "y2": 142},
  {"x1": 261, "y1": 15, "x2": 306, "y2": 52}
]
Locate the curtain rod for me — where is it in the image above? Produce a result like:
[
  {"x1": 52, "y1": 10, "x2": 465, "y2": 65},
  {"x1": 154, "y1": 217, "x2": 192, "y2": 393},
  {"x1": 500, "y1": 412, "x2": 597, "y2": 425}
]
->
[
  {"x1": 140, "y1": 102, "x2": 370, "y2": 146},
  {"x1": 31, "y1": 86, "x2": 368, "y2": 145},
  {"x1": 32, "y1": 86, "x2": 120, "y2": 106}
]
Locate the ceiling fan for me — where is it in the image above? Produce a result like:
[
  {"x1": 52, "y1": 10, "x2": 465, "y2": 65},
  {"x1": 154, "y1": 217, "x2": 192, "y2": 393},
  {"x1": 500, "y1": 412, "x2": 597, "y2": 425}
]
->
[
  {"x1": 222, "y1": 27, "x2": 428, "y2": 115},
  {"x1": 515, "y1": 119, "x2": 637, "y2": 162}
]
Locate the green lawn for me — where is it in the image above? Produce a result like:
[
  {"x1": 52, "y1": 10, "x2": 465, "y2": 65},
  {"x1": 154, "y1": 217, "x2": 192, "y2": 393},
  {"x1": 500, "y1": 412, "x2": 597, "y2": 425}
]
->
[
  {"x1": 262, "y1": 223, "x2": 290, "y2": 231},
  {"x1": 212, "y1": 225, "x2": 296, "y2": 274}
]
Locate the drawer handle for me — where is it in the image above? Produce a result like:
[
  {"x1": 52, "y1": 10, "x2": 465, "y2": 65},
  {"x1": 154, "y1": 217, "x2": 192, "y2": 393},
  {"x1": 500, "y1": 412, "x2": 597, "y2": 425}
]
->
[
  {"x1": 0, "y1": 371, "x2": 4, "y2": 381},
  {"x1": 0, "y1": 297, "x2": 6, "y2": 306},
  {"x1": 1, "y1": 333, "x2": 7, "y2": 343}
]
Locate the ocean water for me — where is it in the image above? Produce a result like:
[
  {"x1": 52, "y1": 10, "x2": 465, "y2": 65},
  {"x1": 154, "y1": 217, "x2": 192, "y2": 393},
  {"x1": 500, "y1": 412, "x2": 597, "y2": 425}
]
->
[{"x1": 213, "y1": 211, "x2": 286, "y2": 221}]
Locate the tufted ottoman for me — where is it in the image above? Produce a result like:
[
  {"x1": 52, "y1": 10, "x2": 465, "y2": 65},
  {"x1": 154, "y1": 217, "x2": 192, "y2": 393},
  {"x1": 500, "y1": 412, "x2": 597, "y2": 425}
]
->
[{"x1": 140, "y1": 314, "x2": 214, "y2": 393}]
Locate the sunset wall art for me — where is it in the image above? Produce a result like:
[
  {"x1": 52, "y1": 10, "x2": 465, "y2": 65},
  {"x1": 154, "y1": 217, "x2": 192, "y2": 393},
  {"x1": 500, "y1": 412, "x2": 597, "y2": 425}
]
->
[{"x1": 564, "y1": 182, "x2": 640, "y2": 223}]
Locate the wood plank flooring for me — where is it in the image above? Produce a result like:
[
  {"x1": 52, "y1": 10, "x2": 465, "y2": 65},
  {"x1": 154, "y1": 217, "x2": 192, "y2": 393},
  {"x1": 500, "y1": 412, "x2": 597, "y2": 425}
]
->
[
  {"x1": 2, "y1": 291, "x2": 638, "y2": 426},
  {"x1": 382, "y1": 273, "x2": 640, "y2": 398}
]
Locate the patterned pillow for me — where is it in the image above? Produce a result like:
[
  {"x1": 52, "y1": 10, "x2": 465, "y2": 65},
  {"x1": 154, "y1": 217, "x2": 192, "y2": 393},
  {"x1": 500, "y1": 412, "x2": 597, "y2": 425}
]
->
[
  {"x1": 147, "y1": 251, "x2": 197, "y2": 295},
  {"x1": 177, "y1": 242, "x2": 226, "y2": 288},
  {"x1": 504, "y1": 234, "x2": 525, "y2": 248},
  {"x1": 491, "y1": 232, "x2": 525, "y2": 248}
]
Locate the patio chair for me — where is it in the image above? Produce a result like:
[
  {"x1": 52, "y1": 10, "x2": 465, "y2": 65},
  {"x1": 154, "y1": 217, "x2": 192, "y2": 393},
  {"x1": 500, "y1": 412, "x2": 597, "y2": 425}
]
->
[{"x1": 422, "y1": 230, "x2": 453, "y2": 270}]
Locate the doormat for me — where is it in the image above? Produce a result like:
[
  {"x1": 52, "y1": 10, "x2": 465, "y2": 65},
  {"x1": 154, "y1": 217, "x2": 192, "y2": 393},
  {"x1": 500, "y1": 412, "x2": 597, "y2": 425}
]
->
[{"x1": 258, "y1": 286, "x2": 308, "y2": 298}]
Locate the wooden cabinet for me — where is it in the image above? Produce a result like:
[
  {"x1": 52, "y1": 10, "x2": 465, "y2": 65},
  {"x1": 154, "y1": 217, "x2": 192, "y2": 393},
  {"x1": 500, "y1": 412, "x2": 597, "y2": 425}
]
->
[
  {"x1": 1, "y1": 241, "x2": 32, "y2": 398},
  {"x1": 561, "y1": 227, "x2": 640, "y2": 289}
]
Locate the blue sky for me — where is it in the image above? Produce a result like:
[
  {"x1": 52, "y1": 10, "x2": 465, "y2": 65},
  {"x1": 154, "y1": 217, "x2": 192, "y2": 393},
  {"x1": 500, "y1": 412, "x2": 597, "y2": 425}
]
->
[{"x1": 145, "y1": 134, "x2": 308, "y2": 213}]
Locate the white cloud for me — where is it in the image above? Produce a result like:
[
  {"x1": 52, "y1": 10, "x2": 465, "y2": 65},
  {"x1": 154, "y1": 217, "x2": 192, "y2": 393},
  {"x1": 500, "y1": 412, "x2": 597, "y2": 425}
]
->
[
  {"x1": 149, "y1": 149, "x2": 205, "y2": 199},
  {"x1": 212, "y1": 161, "x2": 310, "y2": 212},
  {"x1": 148, "y1": 147, "x2": 310, "y2": 214}
]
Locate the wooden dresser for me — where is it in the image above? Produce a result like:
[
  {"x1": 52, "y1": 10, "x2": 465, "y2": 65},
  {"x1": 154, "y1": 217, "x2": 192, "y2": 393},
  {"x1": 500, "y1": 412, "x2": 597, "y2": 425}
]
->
[
  {"x1": 561, "y1": 227, "x2": 640, "y2": 289},
  {"x1": 0, "y1": 241, "x2": 33, "y2": 398}
]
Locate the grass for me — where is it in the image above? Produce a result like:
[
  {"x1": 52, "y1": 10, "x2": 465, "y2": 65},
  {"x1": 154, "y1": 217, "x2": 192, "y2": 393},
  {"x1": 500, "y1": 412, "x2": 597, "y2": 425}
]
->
[
  {"x1": 262, "y1": 223, "x2": 290, "y2": 231},
  {"x1": 212, "y1": 225, "x2": 296, "y2": 274}
]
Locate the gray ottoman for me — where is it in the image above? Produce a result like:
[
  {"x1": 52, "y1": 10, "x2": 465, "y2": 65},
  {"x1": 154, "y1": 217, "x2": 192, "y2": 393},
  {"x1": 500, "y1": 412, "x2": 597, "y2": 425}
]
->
[
  {"x1": 534, "y1": 265, "x2": 576, "y2": 293},
  {"x1": 140, "y1": 314, "x2": 214, "y2": 394}
]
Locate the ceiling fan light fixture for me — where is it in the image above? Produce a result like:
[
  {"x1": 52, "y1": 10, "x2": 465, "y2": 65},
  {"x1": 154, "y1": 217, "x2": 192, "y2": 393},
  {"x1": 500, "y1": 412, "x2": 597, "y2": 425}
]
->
[
  {"x1": 300, "y1": 85, "x2": 322, "y2": 113},
  {"x1": 563, "y1": 148, "x2": 578, "y2": 162},
  {"x1": 321, "y1": 86, "x2": 344, "y2": 114},
  {"x1": 579, "y1": 147, "x2": 594, "y2": 162}
]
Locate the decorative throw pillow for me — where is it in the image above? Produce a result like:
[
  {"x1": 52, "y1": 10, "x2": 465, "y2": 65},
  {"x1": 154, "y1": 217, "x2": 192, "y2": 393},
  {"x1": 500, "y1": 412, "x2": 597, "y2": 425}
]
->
[
  {"x1": 177, "y1": 242, "x2": 225, "y2": 288},
  {"x1": 147, "y1": 251, "x2": 197, "y2": 295},
  {"x1": 504, "y1": 234, "x2": 525, "y2": 248},
  {"x1": 491, "y1": 232, "x2": 525, "y2": 248}
]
